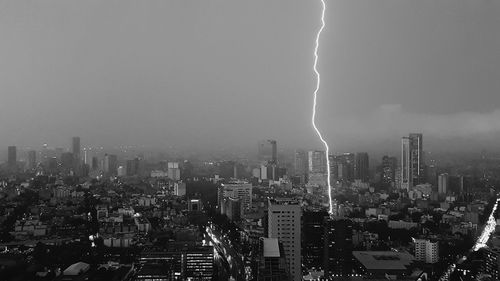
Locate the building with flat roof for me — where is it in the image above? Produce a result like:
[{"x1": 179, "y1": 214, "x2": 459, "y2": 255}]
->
[
  {"x1": 353, "y1": 251, "x2": 415, "y2": 278},
  {"x1": 256, "y1": 238, "x2": 289, "y2": 281}
]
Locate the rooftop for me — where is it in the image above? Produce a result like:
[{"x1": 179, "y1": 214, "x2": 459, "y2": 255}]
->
[{"x1": 353, "y1": 251, "x2": 415, "y2": 271}]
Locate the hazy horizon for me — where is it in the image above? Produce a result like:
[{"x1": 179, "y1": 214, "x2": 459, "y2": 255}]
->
[{"x1": 1, "y1": 0, "x2": 500, "y2": 154}]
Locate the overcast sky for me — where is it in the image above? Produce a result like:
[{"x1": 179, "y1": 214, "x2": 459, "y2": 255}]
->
[{"x1": 1, "y1": 0, "x2": 499, "y2": 154}]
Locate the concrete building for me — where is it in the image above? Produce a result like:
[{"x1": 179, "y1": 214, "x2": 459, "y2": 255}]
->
[
  {"x1": 401, "y1": 133, "x2": 424, "y2": 190},
  {"x1": 354, "y1": 152, "x2": 369, "y2": 182},
  {"x1": 414, "y1": 239, "x2": 439, "y2": 264},
  {"x1": 218, "y1": 181, "x2": 252, "y2": 212},
  {"x1": 268, "y1": 198, "x2": 302, "y2": 281},
  {"x1": 256, "y1": 238, "x2": 289, "y2": 281},
  {"x1": 167, "y1": 162, "x2": 181, "y2": 181}
]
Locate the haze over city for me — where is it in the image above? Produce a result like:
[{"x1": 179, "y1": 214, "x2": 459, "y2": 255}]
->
[{"x1": 1, "y1": 0, "x2": 500, "y2": 154}]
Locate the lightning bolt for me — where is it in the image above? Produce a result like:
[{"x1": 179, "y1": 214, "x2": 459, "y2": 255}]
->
[{"x1": 312, "y1": 0, "x2": 333, "y2": 215}]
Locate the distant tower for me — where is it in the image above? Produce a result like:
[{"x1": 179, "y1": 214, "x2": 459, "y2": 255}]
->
[
  {"x1": 409, "y1": 133, "x2": 424, "y2": 185},
  {"x1": 308, "y1": 150, "x2": 327, "y2": 174},
  {"x1": 258, "y1": 140, "x2": 277, "y2": 164},
  {"x1": 7, "y1": 146, "x2": 17, "y2": 167},
  {"x1": 103, "y1": 154, "x2": 118, "y2": 175},
  {"x1": 438, "y1": 173, "x2": 449, "y2": 195},
  {"x1": 401, "y1": 137, "x2": 411, "y2": 190},
  {"x1": 401, "y1": 133, "x2": 424, "y2": 190},
  {"x1": 72, "y1": 137, "x2": 81, "y2": 174},
  {"x1": 72, "y1": 137, "x2": 81, "y2": 160},
  {"x1": 354, "y1": 152, "x2": 369, "y2": 182}
]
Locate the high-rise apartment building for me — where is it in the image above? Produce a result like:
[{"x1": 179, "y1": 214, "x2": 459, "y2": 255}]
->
[
  {"x1": 409, "y1": 133, "x2": 424, "y2": 186},
  {"x1": 414, "y1": 239, "x2": 439, "y2": 264},
  {"x1": 267, "y1": 198, "x2": 301, "y2": 281},
  {"x1": 354, "y1": 152, "x2": 369, "y2": 182},
  {"x1": 401, "y1": 137, "x2": 411, "y2": 190},
  {"x1": 294, "y1": 149, "x2": 307, "y2": 178},
  {"x1": 308, "y1": 150, "x2": 327, "y2": 174}
]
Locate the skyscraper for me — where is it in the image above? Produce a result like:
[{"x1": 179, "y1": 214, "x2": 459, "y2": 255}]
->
[
  {"x1": 103, "y1": 154, "x2": 118, "y2": 175},
  {"x1": 294, "y1": 149, "x2": 307, "y2": 178},
  {"x1": 324, "y1": 218, "x2": 354, "y2": 277},
  {"x1": 409, "y1": 133, "x2": 424, "y2": 186},
  {"x1": 7, "y1": 146, "x2": 17, "y2": 167},
  {"x1": 308, "y1": 150, "x2": 326, "y2": 174},
  {"x1": 354, "y1": 152, "x2": 369, "y2": 182},
  {"x1": 268, "y1": 198, "x2": 301, "y2": 281},
  {"x1": 401, "y1": 137, "x2": 411, "y2": 190},
  {"x1": 303, "y1": 210, "x2": 329, "y2": 270},
  {"x1": 258, "y1": 140, "x2": 277, "y2": 164},
  {"x1": 401, "y1": 133, "x2": 425, "y2": 189},
  {"x1": 72, "y1": 137, "x2": 80, "y2": 160}
]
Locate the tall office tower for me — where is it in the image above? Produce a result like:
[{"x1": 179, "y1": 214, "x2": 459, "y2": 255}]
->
[
  {"x1": 218, "y1": 181, "x2": 252, "y2": 212},
  {"x1": 72, "y1": 137, "x2": 80, "y2": 160},
  {"x1": 256, "y1": 238, "x2": 290, "y2": 281},
  {"x1": 381, "y1": 155, "x2": 397, "y2": 187},
  {"x1": 27, "y1": 150, "x2": 37, "y2": 170},
  {"x1": 294, "y1": 149, "x2": 307, "y2": 177},
  {"x1": 438, "y1": 173, "x2": 449, "y2": 195},
  {"x1": 323, "y1": 218, "x2": 354, "y2": 277},
  {"x1": 401, "y1": 137, "x2": 411, "y2": 190},
  {"x1": 308, "y1": 150, "x2": 327, "y2": 174},
  {"x1": 268, "y1": 198, "x2": 302, "y2": 281},
  {"x1": 258, "y1": 139, "x2": 277, "y2": 164},
  {"x1": 303, "y1": 210, "x2": 329, "y2": 270},
  {"x1": 414, "y1": 239, "x2": 439, "y2": 264},
  {"x1": 103, "y1": 154, "x2": 118, "y2": 175},
  {"x1": 409, "y1": 133, "x2": 424, "y2": 186},
  {"x1": 334, "y1": 153, "x2": 355, "y2": 182},
  {"x1": 354, "y1": 152, "x2": 369, "y2": 182},
  {"x1": 7, "y1": 146, "x2": 17, "y2": 167}
]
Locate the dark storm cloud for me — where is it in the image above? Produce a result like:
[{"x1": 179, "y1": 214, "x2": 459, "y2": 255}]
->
[{"x1": 0, "y1": 0, "x2": 499, "y2": 153}]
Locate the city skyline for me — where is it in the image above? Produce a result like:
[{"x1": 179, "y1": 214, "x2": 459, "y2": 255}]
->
[{"x1": 1, "y1": 0, "x2": 500, "y2": 153}]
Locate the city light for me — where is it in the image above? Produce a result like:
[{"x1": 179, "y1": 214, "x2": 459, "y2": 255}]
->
[{"x1": 311, "y1": 0, "x2": 333, "y2": 214}]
